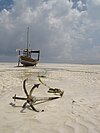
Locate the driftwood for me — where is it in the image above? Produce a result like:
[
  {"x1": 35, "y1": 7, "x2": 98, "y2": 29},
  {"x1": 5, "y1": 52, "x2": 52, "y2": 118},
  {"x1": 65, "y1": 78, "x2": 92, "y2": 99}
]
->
[{"x1": 12, "y1": 79, "x2": 62, "y2": 112}]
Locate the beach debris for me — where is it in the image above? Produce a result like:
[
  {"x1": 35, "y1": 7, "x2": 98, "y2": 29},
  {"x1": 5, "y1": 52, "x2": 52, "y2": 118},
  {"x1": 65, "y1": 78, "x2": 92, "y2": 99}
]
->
[
  {"x1": 38, "y1": 76, "x2": 64, "y2": 97},
  {"x1": 48, "y1": 88, "x2": 64, "y2": 97},
  {"x1": 12, "y1": 78, "x2": 63, "y2": 112}
]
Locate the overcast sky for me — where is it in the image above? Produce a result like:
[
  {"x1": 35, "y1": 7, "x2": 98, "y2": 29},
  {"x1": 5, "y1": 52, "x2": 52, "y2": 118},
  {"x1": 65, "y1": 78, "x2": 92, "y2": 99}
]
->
[{"x1": 0, "y1": 0, "x2": 100, "y2": 64}]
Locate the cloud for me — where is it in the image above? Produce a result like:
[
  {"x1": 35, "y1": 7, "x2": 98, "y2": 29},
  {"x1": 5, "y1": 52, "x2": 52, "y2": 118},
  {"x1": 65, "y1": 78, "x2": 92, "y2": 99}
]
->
[
  {"x1": 0, "y1": 0, "x2": 13, "y2": 11},
  {"x1": 91, "y1": 0, "x2": 100, "y2": 5},
  {"x1": 70, "y1": 0, "x2": 87, "y2": 12},
  {"x1": 0, "y1": 0, "x2": 100, "y2": 64}
]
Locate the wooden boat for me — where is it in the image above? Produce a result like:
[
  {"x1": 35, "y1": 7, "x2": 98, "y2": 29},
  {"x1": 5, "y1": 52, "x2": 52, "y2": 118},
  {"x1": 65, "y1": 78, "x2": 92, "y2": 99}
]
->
[{"x1": 16, "y1": 27, "x2": 40, "y2": 67}]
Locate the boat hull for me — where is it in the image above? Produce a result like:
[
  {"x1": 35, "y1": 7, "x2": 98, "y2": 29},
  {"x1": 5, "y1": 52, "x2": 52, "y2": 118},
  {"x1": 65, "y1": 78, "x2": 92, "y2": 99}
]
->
[{"x1": 20, "y1": 56, "x2": 38, "y2": 66}]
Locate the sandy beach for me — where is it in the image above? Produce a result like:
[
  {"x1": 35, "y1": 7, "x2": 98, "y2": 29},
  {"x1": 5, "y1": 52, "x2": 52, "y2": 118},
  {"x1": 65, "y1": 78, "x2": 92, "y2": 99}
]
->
[{"x1": 0, "y1": 63, "x2": 100, "y2": 133}]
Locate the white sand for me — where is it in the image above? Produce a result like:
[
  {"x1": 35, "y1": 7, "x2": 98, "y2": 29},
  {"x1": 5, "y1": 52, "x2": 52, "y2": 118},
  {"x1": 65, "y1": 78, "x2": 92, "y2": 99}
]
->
[{"x1": 0, "y1": 63, "x2": 100, "y2": 133}]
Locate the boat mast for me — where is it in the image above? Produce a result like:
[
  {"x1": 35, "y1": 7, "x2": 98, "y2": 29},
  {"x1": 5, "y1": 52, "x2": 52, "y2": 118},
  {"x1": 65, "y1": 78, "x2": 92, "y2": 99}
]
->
[{"x1": 26, "y1": 27, "x2": 29, "y2": 56}]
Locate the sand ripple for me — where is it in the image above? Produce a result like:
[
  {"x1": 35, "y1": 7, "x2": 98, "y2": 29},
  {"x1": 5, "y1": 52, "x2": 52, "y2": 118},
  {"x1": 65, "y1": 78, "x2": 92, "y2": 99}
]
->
[{"x1": 0, "y1": 63, "x2": 100, "y2": 133}]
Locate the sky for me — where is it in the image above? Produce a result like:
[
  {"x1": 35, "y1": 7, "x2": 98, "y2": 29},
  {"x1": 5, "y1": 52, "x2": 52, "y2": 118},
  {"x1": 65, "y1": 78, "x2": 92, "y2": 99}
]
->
[{"x1": 0, "y1": 0, "x2": 100, "y2": 64}]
